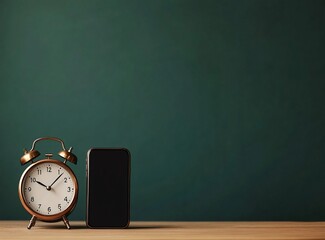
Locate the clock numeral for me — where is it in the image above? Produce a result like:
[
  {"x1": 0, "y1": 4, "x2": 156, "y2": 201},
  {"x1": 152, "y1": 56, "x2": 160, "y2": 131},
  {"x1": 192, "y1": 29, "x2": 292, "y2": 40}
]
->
[
  {"x1": 30, "y1": 177, "x2": 36, "y2": 183},
  {"x1": 64, "y1": 196, "x2": 68, "y2": 202},
  {"x1": 67, "y1": 187, "x2": 71, "y2": 192},
  {"x1": 48, "y1": 207, "x2": 51, "y2": 212},
  {"x1": 58, "y1": 204, "x2": 61, "y2": 210},
  {"x1": 47, "y1": 166, "x2": 52, "y2": 172},
  {"x1": 31, "y1": 197, "x2": 34, "y2": 202},
  {"x1": 64, "y1": 177, "x2": 67, "y2": 183},
  {"x1": 38, "y1": 204, "x2": 41, "y2": 209},
  {"x1": 58, "y1": 169, "x2": 60, "y2": 175},
  {"x1": 37, "y1": 169, "x2": 42, "y2": 175},
  {"x1": 28, "y1": 187, "x2": 32, "y2": 191}
]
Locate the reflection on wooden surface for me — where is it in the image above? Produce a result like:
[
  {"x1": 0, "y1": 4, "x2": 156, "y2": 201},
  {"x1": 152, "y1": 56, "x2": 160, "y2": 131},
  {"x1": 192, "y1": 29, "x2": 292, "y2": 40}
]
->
[{"x1": 1, "y1": 221, "x2": 325, "y2": 240}]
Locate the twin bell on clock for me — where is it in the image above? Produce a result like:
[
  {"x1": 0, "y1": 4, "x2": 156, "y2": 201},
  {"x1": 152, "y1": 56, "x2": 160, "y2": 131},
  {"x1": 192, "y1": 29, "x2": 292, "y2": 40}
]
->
[{"x1": 18, "y1": 137, "x2": 78, "y2": 230}]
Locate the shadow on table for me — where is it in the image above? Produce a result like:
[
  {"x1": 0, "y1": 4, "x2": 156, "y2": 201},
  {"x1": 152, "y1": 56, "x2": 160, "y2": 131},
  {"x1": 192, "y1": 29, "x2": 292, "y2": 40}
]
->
[
  {"x1": 38, "y1": 223, "x2": 175, "y2": 230},
  {"x1": 127, "y1": 225, "x2": 176, "y2": 229}
]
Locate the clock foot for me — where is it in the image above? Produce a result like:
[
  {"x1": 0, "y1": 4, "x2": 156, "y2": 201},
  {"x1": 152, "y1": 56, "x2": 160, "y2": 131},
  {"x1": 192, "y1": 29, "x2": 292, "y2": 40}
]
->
[
  {"x1": 27, "y1": 215, "x2": 37, "y2": 229},
  {"x1": 62, "y1": 215, "x2": 71, "y2": 229}
]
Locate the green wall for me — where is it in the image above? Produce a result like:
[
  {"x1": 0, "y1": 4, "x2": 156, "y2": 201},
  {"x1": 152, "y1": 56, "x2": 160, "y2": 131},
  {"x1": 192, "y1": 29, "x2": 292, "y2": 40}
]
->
[{"x1": 1, "y1": 0, "x2": 325, "y2": 221}]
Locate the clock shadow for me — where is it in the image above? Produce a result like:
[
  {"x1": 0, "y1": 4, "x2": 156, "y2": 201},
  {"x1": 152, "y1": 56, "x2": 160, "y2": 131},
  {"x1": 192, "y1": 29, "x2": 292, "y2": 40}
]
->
[{"x1": 37, "y1": 224, "x2": 87, "y2": 230}]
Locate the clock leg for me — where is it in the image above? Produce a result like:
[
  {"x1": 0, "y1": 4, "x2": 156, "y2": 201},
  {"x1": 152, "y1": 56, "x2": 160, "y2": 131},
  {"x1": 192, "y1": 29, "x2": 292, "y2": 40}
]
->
[
  {"x1": 27, "y1": 215, "x2": 37, "y2": 229},
  {"x1": 62, "y1": 215, "x2": 71, "y2": 229}
]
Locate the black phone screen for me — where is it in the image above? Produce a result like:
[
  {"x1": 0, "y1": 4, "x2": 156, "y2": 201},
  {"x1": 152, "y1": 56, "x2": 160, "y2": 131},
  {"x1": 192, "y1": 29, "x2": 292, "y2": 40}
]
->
[{"x1": 86, "y1": 148, "x2": 130, "y2": 228}]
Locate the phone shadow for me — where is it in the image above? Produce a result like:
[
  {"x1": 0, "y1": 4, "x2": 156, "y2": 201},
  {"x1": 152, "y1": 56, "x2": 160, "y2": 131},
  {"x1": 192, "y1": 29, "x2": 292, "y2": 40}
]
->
[{"x1": 127, "y1": 225, "x2": 176, "y2": 229}]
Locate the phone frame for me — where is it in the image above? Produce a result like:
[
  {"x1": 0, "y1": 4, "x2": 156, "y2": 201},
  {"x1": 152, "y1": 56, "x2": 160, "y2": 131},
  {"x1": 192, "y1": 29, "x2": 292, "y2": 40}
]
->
[{"x1": 86, "y1": 148, "x2": 131, "y2": 228}]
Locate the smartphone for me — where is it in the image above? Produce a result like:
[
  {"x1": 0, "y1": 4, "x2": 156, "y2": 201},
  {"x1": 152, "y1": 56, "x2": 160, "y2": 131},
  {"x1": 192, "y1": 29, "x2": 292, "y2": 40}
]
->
[{"x1": 86, "y1": 148, "x2": 131, "y2": 228}]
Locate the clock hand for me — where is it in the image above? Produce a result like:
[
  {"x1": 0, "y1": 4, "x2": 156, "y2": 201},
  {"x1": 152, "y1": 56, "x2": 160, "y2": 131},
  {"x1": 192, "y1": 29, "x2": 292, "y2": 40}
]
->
[
  {"x1": 49, "y1": 173, "x2": 64, "y2": 188},
  {"x1": 36, "y1": 180, "x2": 52, "y2": 191},
  {"x1": 36, "y1": 181, "x2": 47, "y2": 188}
]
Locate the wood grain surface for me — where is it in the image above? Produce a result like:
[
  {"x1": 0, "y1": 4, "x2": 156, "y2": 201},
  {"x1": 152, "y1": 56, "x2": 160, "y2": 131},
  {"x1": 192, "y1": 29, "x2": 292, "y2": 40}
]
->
[{"x1": 1, "y1": 221, "x2": 325, "y2": 240}]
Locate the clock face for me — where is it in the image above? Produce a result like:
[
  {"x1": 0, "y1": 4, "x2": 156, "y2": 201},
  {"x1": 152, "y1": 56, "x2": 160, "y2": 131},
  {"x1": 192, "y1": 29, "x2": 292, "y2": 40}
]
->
[{"x1": 21, "y1": 160, "x2": 77, "y2": 217}]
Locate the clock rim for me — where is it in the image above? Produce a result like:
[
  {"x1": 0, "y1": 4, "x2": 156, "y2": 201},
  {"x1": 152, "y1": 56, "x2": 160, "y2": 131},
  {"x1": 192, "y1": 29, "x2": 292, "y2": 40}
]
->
[{"x1": 18, "y1": 159, "x2": 79, "y2": 222}]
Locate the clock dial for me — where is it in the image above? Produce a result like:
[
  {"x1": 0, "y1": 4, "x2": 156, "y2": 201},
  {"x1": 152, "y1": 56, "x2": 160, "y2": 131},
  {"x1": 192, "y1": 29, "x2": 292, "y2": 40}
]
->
[{"x1": 22, "y1": 162, "x2": 77, "y2": 216}]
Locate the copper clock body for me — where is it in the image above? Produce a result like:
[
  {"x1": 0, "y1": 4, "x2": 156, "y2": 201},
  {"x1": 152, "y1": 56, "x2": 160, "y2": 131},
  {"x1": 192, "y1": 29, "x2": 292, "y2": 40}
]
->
[{"x1": 18, "y1": 159, "x2": 79, "y2": 222}]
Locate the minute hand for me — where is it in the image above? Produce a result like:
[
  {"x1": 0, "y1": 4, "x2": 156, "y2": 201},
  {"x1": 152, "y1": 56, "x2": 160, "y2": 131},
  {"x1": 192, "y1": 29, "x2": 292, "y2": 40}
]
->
[{"x1": 49, "y1": 173, "x2": 64, "y2": 187}]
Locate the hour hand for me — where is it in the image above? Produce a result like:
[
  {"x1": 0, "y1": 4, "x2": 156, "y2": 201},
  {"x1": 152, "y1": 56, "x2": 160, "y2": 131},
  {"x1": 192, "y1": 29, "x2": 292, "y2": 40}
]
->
[{"x1": 36, "y1": 181, "x2": 47, "y2": 188}]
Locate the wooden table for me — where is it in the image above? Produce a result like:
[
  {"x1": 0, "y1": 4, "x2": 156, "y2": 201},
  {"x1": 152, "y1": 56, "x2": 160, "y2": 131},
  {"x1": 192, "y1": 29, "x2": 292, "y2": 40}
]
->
[{"x1": 1, "y1": 221, "x2": 325, "y2": 240}]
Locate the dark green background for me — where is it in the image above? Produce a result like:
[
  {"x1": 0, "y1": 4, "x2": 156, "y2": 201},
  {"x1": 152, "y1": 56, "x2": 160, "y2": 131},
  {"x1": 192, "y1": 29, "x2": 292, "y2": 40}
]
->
[{"x1": 1, "y1": 0, "x2": 325, "y2": 221}]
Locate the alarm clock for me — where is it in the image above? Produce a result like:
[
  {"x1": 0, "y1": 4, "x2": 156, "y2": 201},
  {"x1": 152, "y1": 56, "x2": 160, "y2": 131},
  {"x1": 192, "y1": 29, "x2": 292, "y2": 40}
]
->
[{"x1": 18, "y1": 137, "x2": 78, "y2": 229}]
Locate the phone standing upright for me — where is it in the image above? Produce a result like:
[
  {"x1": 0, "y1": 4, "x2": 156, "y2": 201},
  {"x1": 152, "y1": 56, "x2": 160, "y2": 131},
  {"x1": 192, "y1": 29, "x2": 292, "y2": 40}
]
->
[{"x1": 86, "y1": 148, "x2": 131, "y2": 228}]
